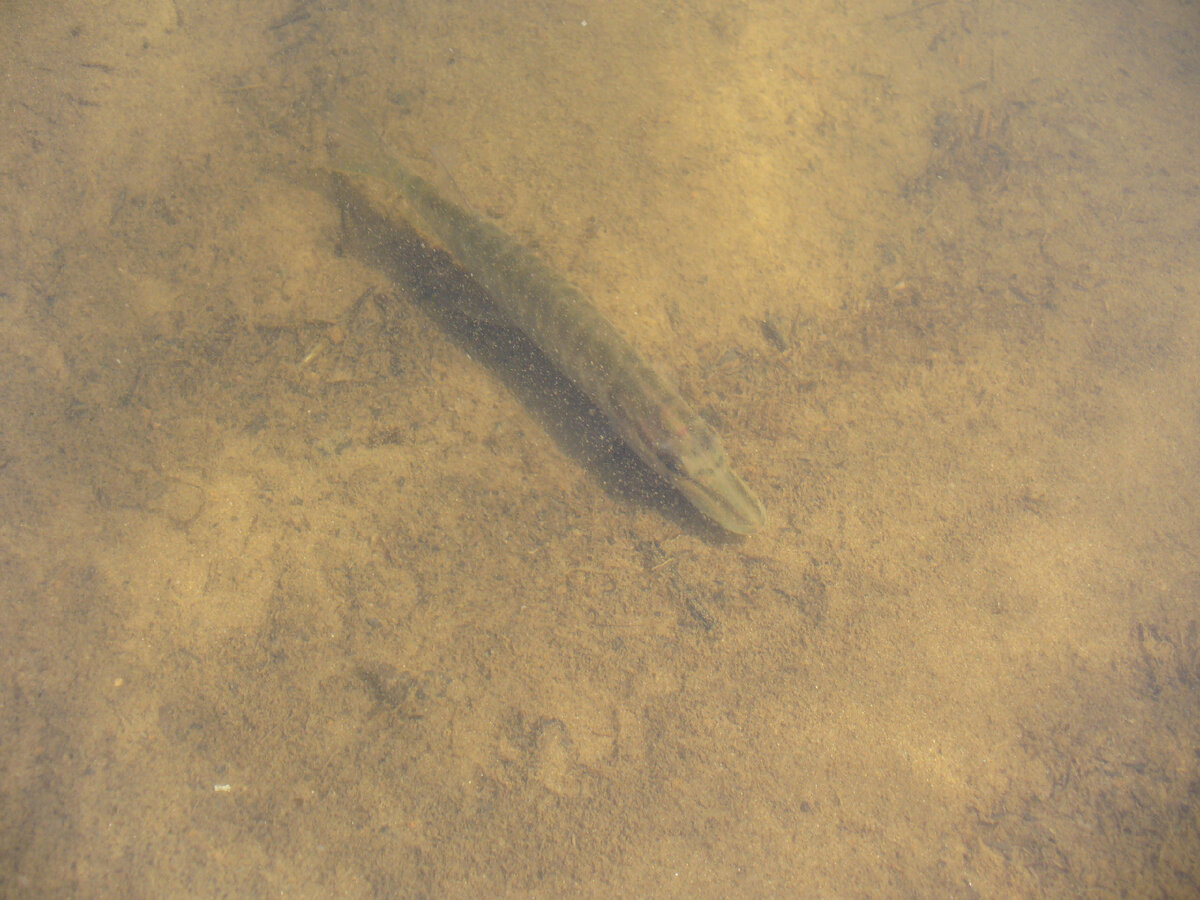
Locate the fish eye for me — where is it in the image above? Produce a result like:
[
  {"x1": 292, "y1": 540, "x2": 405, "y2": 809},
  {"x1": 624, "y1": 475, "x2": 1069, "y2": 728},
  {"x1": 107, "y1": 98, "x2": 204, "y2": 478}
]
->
[{"x1": 656, "y1": 448, "x2": 686, "y2": 477}]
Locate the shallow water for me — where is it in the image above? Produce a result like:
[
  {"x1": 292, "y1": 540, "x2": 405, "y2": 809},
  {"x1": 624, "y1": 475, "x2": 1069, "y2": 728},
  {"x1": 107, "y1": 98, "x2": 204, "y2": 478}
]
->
[{"x1": 2, "y1": 0, "x2": 1197, "y2": 895}]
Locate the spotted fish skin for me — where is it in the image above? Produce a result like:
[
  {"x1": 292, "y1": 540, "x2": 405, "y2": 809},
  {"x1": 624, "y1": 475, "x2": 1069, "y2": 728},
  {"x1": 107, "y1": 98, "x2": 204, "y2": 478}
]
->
[{"x1": 329, "y1": 124, "x2": 765, "y2": 534}]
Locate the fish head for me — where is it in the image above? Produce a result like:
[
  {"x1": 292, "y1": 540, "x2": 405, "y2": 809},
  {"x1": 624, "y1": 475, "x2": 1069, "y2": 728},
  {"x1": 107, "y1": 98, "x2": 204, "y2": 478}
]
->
[{"x1": 613, "y1": 387, "x2": 765, "y2": 535}]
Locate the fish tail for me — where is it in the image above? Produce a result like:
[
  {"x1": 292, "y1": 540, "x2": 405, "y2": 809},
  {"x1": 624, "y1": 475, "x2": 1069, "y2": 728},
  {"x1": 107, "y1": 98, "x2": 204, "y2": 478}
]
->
[{"x1": 325, "y1": 112, "x2": 406, "y2": 184}]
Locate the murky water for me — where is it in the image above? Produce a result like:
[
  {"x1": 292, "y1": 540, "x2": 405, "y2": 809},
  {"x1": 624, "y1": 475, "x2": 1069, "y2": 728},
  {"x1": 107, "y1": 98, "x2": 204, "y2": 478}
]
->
[{"x1": 2, "y1": 0, "x2": 1197, "y2": 895}]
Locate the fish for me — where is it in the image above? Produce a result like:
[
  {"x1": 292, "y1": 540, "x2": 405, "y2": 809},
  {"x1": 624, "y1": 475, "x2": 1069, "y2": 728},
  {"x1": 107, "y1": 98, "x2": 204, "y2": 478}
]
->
[{"x1": 326, "y1": 120, "x2": 765, "y2": 534}]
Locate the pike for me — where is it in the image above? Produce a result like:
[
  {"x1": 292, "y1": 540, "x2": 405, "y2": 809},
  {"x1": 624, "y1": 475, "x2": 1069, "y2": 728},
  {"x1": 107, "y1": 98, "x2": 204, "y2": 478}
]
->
[{"x1": 327, "y1": 122, "x2": 765, "y2": 534}]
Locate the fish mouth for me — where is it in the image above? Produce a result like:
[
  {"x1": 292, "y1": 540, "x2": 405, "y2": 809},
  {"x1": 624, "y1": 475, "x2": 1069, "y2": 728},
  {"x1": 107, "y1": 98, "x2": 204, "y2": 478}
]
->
[{"x1": 675, "y1": 468, "x2": 766, "y2": 535}]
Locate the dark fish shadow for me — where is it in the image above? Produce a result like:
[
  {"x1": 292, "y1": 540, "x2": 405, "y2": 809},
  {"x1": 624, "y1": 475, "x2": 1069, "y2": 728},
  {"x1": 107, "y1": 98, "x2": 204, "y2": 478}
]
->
[{"x1": 328, "y1": 174, "x2": 736, "y2": 541}]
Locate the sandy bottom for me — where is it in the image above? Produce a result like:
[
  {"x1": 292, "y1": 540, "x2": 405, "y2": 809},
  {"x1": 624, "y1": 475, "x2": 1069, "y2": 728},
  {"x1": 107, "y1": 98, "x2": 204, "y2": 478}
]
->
[{"x1": 2, "y1": 0, "x2": 1197, "y2": 896}]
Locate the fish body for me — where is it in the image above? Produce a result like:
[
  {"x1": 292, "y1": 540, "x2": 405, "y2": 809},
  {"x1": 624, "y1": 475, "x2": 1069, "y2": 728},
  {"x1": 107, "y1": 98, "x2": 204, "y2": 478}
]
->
[{"x1": 329, "y1": 125, "x2": 765, "y2": 534}]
